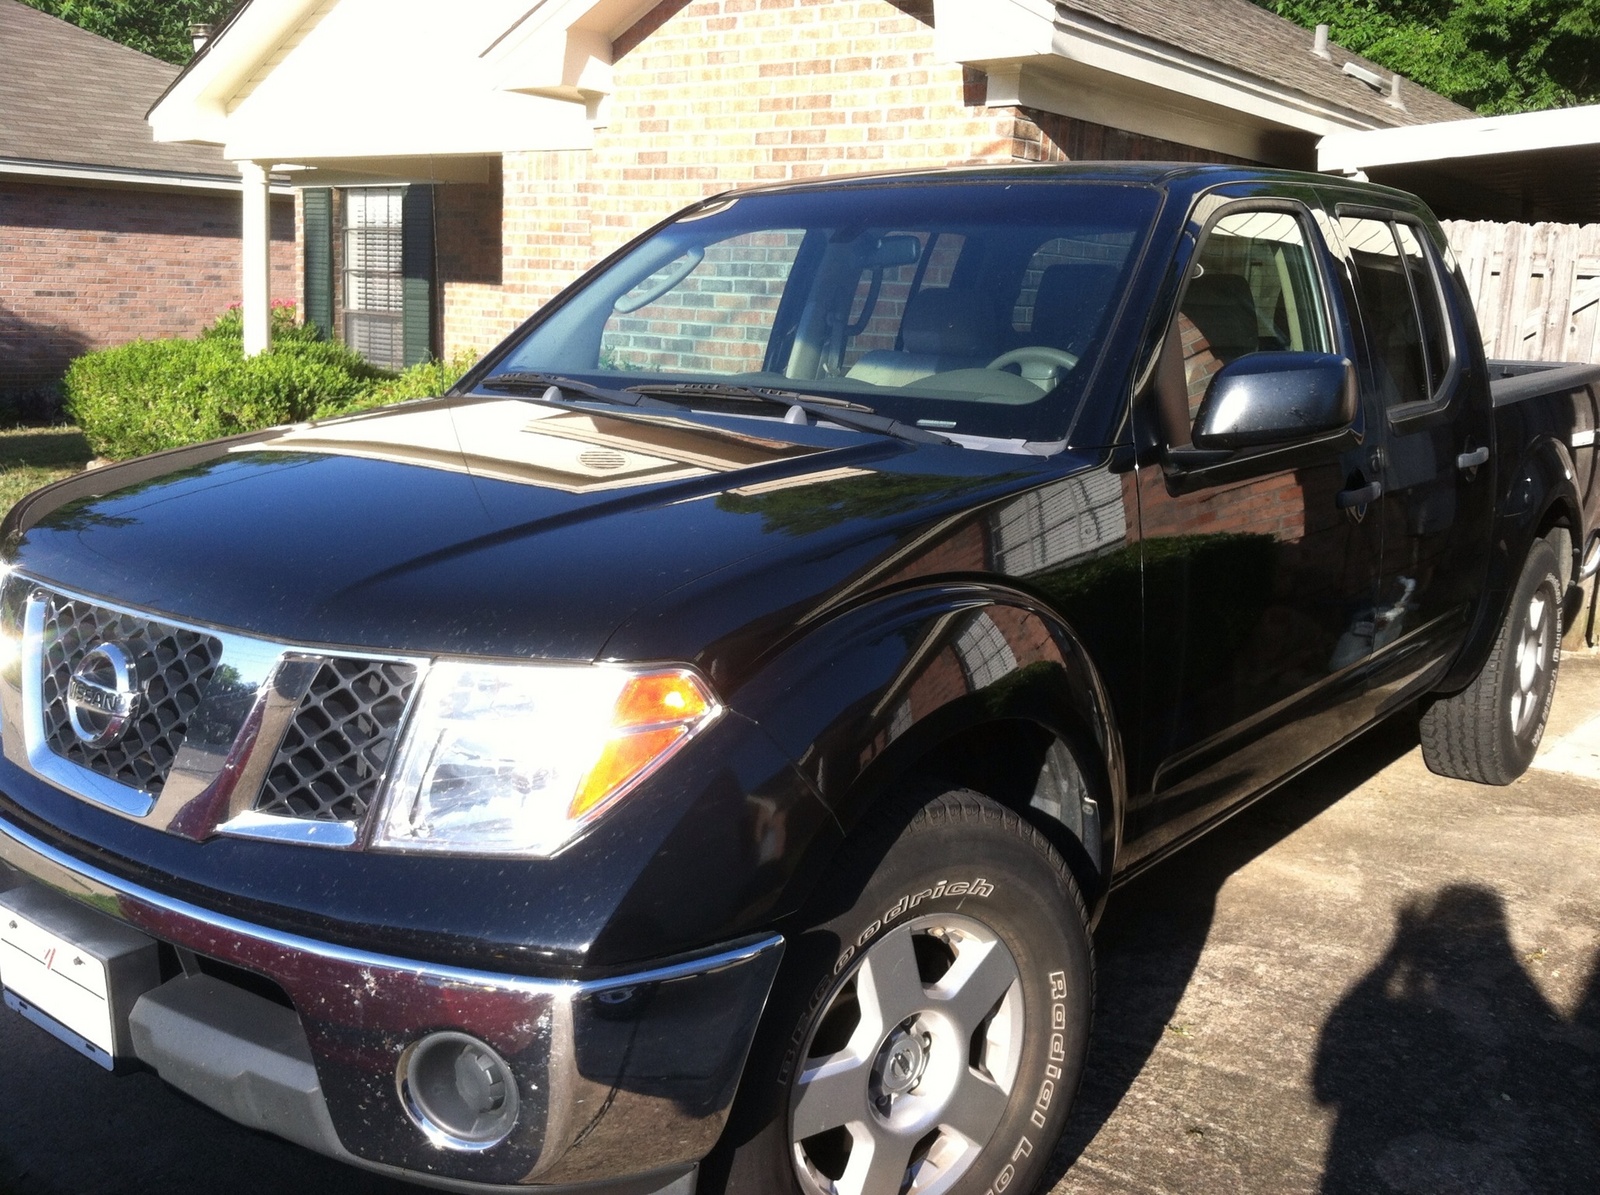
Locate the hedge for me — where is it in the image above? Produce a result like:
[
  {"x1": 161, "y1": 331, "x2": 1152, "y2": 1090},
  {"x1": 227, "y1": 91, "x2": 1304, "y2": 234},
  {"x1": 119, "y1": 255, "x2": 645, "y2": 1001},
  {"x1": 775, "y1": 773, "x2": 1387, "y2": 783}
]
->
[{"x1": 63, "y1": 306, "x2": 476, "y2": 460}]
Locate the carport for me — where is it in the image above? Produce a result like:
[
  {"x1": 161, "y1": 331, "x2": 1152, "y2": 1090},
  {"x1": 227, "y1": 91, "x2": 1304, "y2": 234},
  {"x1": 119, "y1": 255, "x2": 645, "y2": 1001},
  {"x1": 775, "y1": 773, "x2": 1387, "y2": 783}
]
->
[
  {"x1": 1318, "y1": 105, "x2": 1600, "y2": 369},
  {"x1": 1318, "y1": 102, "x2": 1600, "y2": 225},
  {"x1": 1321, "y1": 104, "x2": 1600, "y2": 373},
  {"x1": 1320, "y1": 107, "x2": 1600, "y2": 642}
]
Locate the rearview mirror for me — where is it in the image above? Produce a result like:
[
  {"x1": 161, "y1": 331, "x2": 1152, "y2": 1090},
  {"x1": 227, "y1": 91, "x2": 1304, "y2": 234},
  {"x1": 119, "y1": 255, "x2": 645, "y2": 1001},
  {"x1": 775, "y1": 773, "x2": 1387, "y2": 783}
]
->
[
  {"x1": 1191, "y1": 352, "x2": 1357, "y2": 451},
  {"x1": 865, "y1": 234, "x2": 921, "y2": 269}
]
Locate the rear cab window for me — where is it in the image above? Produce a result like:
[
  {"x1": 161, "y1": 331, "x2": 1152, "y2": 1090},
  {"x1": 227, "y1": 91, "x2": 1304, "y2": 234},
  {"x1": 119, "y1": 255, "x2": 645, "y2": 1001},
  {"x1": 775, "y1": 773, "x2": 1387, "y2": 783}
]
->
[{"x1": 1336, "y1": 213, "x2": 1456, "y2": 413}]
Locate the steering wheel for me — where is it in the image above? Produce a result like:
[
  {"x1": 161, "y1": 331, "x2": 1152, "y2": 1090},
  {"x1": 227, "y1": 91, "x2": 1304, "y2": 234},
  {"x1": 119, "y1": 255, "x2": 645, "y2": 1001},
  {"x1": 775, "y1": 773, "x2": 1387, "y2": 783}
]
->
[{"x1": 986, "y1": 346, "x2": 1079, "y2": 373}]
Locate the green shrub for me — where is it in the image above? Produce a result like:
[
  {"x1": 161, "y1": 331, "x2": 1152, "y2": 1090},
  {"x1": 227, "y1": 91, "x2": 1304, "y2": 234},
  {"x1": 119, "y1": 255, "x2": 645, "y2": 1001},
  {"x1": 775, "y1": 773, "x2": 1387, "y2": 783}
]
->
[
  {"x1": 200, "y1": 300, "x2": 321, "y2": 345},
  {"x1": 315, "y1": 350, "x2": 478, "y2": 418},
  {"x1": 65, "y1": 334, "x2": 387, "y2": 460},
  {"x1": 63, "y1": 301, "x2": 482, "y2": 460}
]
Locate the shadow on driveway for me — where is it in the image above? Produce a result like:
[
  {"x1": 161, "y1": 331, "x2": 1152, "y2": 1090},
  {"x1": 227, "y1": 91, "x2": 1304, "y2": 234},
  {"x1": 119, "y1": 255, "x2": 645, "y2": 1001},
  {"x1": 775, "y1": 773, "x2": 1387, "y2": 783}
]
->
[
  {"x1": 1048, "y1": 708, "x2": 1600, "y2": 1194},
  {"x1": 1313, "y1": 883, "x2": 1600, "y2": 1194},
  {"x1": 1047, "y1": 714, "x2": 1418, "y2": 1185}
]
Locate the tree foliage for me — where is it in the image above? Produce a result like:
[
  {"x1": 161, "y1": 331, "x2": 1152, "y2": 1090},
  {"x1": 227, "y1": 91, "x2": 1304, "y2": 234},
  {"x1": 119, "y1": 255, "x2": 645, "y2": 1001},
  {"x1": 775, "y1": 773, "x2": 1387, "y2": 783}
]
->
[
  {"x1": 20, "y1": 0, "x2": 233, "y2": 65},
  {"x1": 1256, "y1": 1, "x2": 1600, "y2": 114}
]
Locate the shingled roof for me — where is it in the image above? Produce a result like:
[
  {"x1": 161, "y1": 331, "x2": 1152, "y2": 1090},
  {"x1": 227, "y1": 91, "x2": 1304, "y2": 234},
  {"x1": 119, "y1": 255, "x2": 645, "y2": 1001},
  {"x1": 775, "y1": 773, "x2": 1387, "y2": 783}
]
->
[
  {"x1": 0, "y1": 0, "x2": 235, "y2": 179},
  {"x1": 1055, "y1": 0, "x2": 1474, "y2": 128}
]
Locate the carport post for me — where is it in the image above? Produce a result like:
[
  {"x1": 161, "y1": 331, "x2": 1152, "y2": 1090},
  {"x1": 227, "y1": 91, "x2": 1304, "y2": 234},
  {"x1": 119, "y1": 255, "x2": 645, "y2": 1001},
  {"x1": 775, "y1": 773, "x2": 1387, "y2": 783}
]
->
[{"x1": 238, "y1": 161, "x2": 271, "y2": 357}]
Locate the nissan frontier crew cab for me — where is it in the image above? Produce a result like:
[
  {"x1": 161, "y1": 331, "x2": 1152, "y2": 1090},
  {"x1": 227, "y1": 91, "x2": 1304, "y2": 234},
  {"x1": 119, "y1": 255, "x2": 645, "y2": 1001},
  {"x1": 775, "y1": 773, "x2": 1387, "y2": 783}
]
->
[{"x1": 1, "y1": 164, "x2": 1597, "y2": 1195}]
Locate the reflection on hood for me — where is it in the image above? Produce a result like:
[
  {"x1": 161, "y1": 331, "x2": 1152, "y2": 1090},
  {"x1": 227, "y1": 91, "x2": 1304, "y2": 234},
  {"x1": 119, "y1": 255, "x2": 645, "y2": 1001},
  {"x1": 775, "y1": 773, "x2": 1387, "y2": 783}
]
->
[{"x1": 240, "y1": 399, "x2": 825, "y2": 494}]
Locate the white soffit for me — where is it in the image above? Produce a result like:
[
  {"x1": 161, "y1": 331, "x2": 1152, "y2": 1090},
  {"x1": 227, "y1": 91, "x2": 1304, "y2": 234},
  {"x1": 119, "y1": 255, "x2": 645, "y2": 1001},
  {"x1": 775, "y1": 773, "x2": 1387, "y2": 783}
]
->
[
  {"x1": 150, "y1": 0, "x2": 600, "y2": 162},
  {"x1": 1319, "y1": 104, "x2": 1600, "y2": 173},
  {"x1": 487, "y1": 0, "x2": 661, "y2": 112},
  {"x1": 0, "y1": 158, "x2": 293, "y2": 195},
  {"x1": 931, "y1": 0, "x2": 1385, "y2": 164}
]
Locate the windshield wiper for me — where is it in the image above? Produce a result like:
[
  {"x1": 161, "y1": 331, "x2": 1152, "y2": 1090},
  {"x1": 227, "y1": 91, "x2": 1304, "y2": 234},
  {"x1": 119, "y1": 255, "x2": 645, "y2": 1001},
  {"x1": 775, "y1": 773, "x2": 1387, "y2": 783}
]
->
[
  {"x1": 625, "y1": 382, "x2": 953, "y2": 446},
  {"x1": 478, "y1": 371, "x2": 660, "y2": 408}
]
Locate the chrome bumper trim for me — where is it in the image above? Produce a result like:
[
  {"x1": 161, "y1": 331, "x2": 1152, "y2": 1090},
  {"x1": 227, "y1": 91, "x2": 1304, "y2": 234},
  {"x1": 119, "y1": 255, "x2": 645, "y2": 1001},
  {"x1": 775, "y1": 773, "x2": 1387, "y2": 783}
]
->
[{"x1": 0, "y1": 816, "x2": 782, "y2": 1187}]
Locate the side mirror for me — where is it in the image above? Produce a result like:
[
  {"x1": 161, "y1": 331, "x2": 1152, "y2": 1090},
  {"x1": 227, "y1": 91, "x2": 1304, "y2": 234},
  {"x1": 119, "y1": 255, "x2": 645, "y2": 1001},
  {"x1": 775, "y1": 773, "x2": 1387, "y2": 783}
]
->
[{"x1": 1191, "y1": 352, "x2": 1357, "y2": 451}]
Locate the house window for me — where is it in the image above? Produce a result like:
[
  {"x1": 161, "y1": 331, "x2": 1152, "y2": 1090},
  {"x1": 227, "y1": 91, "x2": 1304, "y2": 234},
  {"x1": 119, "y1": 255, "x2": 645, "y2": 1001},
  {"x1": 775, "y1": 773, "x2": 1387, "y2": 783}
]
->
[{"x1": 344, "y1": 187, "x2": 405, "y2": 370}]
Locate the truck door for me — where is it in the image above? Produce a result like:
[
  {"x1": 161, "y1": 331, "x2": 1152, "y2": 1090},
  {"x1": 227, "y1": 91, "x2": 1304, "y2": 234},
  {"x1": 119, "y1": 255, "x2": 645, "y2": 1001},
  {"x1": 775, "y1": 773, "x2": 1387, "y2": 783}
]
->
[
  {"x1": 1334, "y1": 211, "x2": 1495, "y2": 698},
  {"x1": 1130, "y1": 198, "x2": 1384, "y2": 861}
]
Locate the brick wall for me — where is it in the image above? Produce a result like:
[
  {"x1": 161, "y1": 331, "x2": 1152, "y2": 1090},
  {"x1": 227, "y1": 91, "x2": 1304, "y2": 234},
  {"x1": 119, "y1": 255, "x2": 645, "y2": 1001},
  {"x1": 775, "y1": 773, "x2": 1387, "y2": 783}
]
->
[
  {"x1": 433, "y1": 0, "x2": 1258, "y2": 358},
  {"x1": 0, "y1": 179, "x2": 295, "y2": 390},
  {"x1": 436, "y1": 179, "x2": 504, "y2": 360}
]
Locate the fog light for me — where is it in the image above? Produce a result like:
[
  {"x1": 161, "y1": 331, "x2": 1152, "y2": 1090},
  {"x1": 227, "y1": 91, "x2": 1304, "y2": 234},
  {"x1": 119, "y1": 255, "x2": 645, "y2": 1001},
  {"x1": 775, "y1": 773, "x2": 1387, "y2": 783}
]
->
[{"x1": 397, "y1": 1031, "x2": 520, "y2": 1150}]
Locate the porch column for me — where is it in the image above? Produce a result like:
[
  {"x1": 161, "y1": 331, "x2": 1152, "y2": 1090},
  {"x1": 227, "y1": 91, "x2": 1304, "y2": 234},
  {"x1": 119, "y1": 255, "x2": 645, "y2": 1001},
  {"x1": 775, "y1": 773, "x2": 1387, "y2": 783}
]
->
[{"x1": 238, "y1": 161, "x2": 271, "y2": 356}]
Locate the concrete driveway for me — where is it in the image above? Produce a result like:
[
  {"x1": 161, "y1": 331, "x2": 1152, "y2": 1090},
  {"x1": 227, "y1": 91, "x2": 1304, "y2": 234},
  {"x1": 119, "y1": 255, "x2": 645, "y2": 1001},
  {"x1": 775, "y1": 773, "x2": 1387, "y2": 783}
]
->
[
  {"x1": 1048, "y1": 655, "x2": 1600, "y2": 1195},
  {"x1": 2, "y1": 662, "x2": 1597, "y2": 1194}
]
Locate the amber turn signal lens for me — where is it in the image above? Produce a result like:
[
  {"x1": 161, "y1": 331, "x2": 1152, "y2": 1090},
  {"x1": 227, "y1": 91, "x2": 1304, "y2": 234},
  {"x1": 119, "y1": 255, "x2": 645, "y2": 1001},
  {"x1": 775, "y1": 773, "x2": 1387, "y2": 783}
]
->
[
  {"x1": 568, "y1": 670, "x2": 719, "y2": 820},
  {"x1": 612, "y1": 671, "x2": 712, "y2": 728},
  {"x1": 570, "y1": 725, "x2": 685, "y2": 819}
]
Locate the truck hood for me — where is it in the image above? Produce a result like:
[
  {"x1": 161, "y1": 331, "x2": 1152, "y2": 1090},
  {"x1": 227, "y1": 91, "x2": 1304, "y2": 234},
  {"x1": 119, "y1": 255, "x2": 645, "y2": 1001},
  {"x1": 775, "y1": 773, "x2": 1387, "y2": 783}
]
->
[{"x1": 2, "y1": 397, "x2": 1051, "y2": 663}]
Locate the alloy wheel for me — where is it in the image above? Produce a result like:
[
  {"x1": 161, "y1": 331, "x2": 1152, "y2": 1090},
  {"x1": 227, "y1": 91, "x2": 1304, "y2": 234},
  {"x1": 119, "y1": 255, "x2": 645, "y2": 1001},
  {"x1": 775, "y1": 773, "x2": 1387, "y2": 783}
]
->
[
  {"x1": 1509, "y1": 583, "x2": 1555, "y2": 739},
  {"x1": 788, "y1": 914, "x2": 1023, "y2": 1195}
]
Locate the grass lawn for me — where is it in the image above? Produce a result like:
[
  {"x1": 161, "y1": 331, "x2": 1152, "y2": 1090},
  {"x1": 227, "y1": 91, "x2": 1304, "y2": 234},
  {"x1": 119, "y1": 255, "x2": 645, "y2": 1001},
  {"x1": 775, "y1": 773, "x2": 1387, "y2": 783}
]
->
[{"x1": 0, "y1": 426, "x2": 89, "y2": 515}]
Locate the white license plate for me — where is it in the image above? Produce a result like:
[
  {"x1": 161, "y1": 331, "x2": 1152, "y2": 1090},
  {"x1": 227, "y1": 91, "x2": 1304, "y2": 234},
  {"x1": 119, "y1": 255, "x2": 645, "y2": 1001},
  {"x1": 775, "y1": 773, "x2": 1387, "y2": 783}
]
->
[{"x1": 0, "y1": 885, "x2": 159, "y2": 1069}]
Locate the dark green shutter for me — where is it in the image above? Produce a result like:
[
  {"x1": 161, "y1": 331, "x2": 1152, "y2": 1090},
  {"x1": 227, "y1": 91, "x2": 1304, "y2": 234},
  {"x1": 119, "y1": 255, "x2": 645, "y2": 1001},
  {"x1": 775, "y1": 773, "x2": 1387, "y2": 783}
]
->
[
  {"x1": 401, "y1": 184, "x2": 436, "y2": 367},
  {"x1": 301, "y1": 188, "x2": 333, "y2": 340}
]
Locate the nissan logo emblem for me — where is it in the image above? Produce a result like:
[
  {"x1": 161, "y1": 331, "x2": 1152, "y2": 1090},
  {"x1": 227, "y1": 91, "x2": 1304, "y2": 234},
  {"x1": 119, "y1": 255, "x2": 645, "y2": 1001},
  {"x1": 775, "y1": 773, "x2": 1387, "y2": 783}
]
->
[{"x1": 66, "y1": 643, "x2": 143, "y2": 748}]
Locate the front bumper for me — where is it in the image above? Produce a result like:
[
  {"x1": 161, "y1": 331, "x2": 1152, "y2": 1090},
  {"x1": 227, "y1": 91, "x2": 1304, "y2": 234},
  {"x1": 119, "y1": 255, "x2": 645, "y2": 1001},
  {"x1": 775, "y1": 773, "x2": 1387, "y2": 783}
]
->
[{"x1": 0, "y1": 814, "x2": 783, "y2": 1193}]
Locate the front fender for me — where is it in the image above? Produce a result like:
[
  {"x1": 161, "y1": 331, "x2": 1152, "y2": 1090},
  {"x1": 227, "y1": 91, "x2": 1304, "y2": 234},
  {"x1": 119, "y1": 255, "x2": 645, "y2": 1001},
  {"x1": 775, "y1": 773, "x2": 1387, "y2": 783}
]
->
[{"x1": 727, "y1": 583, "x2": 1127, "y2": 892}]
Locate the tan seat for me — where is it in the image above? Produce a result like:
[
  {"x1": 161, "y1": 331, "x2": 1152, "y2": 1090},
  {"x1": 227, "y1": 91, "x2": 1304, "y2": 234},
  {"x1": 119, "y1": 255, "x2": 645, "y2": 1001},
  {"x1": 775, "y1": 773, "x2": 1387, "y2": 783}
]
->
[
  {"x1": 846, "y1": 288, "x2": 1000, "y2": 386},
  {"x1": 1030, "y1": 262, "x2": 1121, "y2": 353}
]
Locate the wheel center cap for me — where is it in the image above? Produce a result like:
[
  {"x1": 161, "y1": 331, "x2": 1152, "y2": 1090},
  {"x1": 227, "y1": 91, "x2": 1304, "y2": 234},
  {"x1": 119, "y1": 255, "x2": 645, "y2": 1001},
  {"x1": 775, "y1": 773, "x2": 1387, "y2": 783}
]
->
[{"x1": 876, "y1": 1027, "x2": 929, "y2": 1097}]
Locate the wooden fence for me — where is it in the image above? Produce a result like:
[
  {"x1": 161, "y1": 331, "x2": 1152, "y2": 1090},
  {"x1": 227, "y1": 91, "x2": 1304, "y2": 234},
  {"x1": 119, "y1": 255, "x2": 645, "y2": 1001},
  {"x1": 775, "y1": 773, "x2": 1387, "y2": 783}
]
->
[{"x1": 1442, "y1": 220, "x2": 1600, "y2": 364}]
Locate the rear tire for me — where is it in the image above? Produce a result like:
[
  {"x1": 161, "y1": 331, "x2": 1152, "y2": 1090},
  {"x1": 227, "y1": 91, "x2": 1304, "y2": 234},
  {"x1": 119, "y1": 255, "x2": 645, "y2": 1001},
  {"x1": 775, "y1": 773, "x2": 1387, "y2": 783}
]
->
[
  {"x1": 705, "y1": 786, "x2": 1094, "y2": 1195},
  {"x1": 1419, "y1": 536, "x2": 1562, "y2": 784}
]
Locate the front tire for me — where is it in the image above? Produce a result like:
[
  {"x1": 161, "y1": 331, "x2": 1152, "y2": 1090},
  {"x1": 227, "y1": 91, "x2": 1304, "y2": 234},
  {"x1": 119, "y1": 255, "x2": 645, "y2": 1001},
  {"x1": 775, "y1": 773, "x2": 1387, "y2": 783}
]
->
[
  {"x1": 708, "y1": 787, "x2": 1094, "y2": 1195},
  {"x1": 1420, "y1": 535, "x2": 1563, "y2": 784}
]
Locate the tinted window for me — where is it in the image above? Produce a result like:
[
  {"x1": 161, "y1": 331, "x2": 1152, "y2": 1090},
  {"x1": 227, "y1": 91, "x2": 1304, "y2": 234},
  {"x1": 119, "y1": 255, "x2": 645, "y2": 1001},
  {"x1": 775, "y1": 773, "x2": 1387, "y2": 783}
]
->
[
  {"x1": 1394, "y1": 223, "x2": 1451, "y2": 392},
  {"x1": 487, "y1": 182, "x2": 1162, "y2": 445},
  {"x1": 1174, "y1": 209, "x2": 1328, "y2": 416},
  {"x1": 1341, "y1": 216, "x2": 1450, "y2": 407},
  {"x1": 599, "y1": 231, "x2": 805, "y2": 375}
]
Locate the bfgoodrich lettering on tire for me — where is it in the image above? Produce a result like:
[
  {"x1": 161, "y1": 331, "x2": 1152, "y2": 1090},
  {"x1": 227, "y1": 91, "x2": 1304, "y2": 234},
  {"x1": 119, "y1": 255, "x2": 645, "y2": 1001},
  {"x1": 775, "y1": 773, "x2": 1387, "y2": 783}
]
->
[
  {"x1": 706, "y1": 787, "x2": 1094, "y2": 1195},
  {"x1": 1420, "y1": 535, "x2": 1563, "y2": 785}
]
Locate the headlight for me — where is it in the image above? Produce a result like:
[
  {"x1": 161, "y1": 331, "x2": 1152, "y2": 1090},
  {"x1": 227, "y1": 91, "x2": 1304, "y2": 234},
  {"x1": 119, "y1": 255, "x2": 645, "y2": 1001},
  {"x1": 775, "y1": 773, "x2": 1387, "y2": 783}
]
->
[{"x1": 371, "y1": 661, "x2": 719, "y2": 857}]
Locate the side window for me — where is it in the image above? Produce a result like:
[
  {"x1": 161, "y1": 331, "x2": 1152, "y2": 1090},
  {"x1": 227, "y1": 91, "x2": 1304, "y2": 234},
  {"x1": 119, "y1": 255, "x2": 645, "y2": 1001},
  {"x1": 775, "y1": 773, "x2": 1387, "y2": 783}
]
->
[
  {"x1": 1175, "y1": 209, "x2": 1328, "y2": 416},
  {"x1": 1394, "y1": 223, "x2": 1451, "y2": 395},
  {"x1": 1339, "y1": 216, "x2": 1451, "y2": 408}
]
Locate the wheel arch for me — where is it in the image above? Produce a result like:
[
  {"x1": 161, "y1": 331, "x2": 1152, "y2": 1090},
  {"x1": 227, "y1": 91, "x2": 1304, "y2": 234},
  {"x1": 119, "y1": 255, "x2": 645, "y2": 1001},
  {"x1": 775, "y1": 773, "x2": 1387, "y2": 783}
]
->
[
  {"x1": 1439, "y1": 436, "x2": 1584, "y2": 693},
  {"x1": 727, "y1": 582, "x2": 1127, "y2": 920}
]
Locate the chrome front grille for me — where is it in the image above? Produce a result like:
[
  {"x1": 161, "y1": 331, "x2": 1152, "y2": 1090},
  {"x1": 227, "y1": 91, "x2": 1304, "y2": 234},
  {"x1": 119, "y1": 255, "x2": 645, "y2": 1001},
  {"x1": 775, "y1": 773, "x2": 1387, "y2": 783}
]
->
[
  {"x1": 39, "y1": 594, "x2": 223, "y2": 796},
  {"x1": 256, "y1": 657, "x2": 418, "y2": 823},
  {"x1": 0, "y1": 574, "x2": 426, "y2": 848}
]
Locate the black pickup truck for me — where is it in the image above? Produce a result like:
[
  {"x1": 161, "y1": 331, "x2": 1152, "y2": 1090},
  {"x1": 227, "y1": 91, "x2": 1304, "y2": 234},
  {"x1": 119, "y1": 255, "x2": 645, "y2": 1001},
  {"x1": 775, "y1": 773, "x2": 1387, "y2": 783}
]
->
[{"x1": 2, "y1": 164, "x2": 1597, "y2": 1195}]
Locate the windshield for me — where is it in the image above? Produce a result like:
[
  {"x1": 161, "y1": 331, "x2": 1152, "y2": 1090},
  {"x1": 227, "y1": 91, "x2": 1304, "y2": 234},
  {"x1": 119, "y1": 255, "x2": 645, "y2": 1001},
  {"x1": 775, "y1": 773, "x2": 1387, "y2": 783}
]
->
[{"x1": 483, "y1": 179, "x2": 1161, "y2": 445}]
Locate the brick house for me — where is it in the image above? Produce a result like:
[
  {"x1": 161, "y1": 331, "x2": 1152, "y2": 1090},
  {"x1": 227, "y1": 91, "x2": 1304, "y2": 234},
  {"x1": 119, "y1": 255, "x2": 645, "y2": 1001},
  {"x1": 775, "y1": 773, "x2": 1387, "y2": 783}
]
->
[
  {"x1": 0, "y1": 0, "x2": 296, "y2": 400},
  {"x1": 146, "y1": 0, "x2": 1469, "y2": 365}
]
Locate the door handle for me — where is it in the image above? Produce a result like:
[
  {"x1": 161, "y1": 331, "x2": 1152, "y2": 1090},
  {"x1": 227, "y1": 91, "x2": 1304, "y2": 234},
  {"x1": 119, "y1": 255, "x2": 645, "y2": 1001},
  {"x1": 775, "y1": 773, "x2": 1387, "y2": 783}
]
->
[
  {"x1": 1457, "y1": 445, "x2": 1489, "y2": 470},
  {"x1": 1335, "y1": 480, "x2": 1383, "y2": 509}
]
